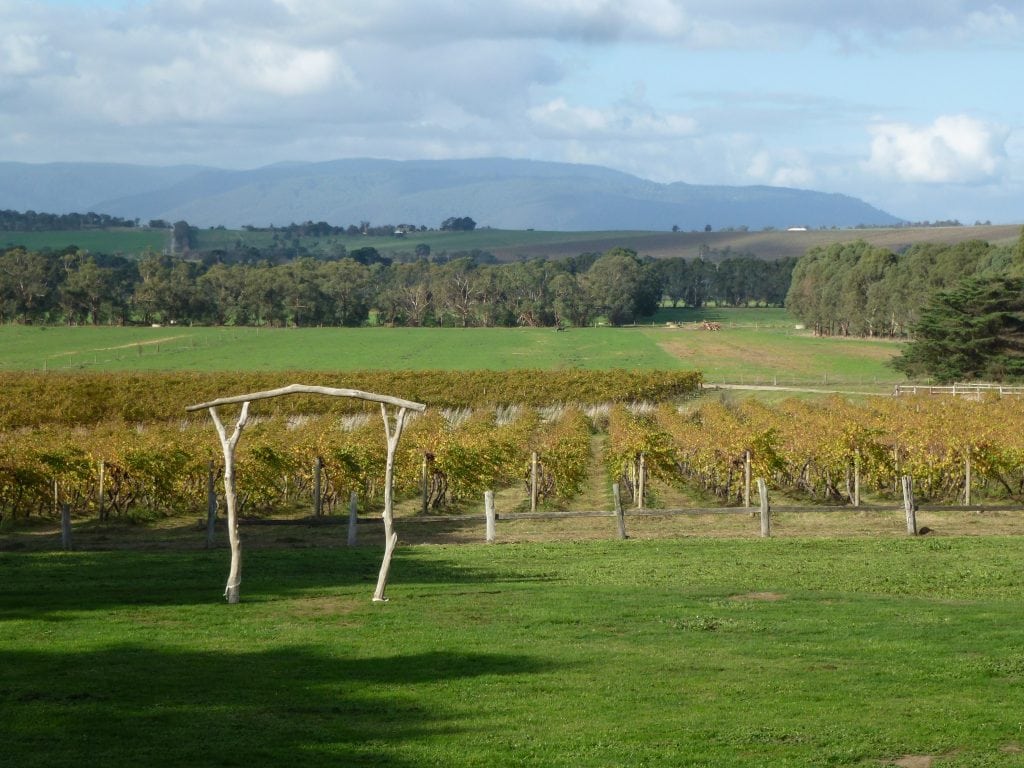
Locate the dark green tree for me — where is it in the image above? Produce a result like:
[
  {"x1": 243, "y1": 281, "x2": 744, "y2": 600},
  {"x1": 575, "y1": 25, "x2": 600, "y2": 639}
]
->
[{"x1": 893, "y1": 276, "x2": 1024, "y2": 382}]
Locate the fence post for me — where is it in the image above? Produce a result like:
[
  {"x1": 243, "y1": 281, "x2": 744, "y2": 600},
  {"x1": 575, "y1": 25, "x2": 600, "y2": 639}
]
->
[
  {"x1": 421, "y1": 454, "x2": 429, "y2": 515},
  {"x1": 98, "y1": 460, "x2": 106, "y2": 522},
  {"x1": 902, "y1": 475, "x2": 917, "y2": 535},
  {"x1": 206, "y1": 460, "x2": 217, "y2": 549},
  {"x1": 313, "y1": 456, "x2": 323, "y2": 518},
  {"x1": 347, "y1": 492, "x2": 358, "y2": 547},
  {"x1": 613, "y1": 482, "x2": 627, "y2": 540},
  {"x1": 853, "y1": 449, "x2": 861, "y2": 508},
  {"x1": 744, "y1": 450, "x2": 752, "y2": 508},
  {"x1": 964, "y1": 450, "x2": 972, "y2": 507},
  {"x1": 636, "y1": 453, "x2": 646, "y2": 510},
  {"x1": 485, "y1": 490, "x2": 496, "y2": 543},
  {"x1": 757, "y1": 478, "x2": 771, "y2": 538},
  {"x1": 530, "y1": 451, "x2": 539, "y2": 513},
  {"x1": 61, "y1": 503, "x2": 72, "y2": 551}
]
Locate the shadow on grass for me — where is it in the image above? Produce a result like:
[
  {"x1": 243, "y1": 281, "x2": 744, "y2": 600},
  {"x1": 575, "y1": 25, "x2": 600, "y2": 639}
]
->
[
  {"x1": 2, "y1": 645, "x2": 556, "y2": 767},
  {"x1": 0, "y1": 546, "x2": 557, "y2": 619}
]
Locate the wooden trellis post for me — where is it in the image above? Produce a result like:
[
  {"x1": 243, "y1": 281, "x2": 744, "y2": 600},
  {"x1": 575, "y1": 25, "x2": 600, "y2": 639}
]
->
[
  {"x1": 187, "y1": 384, "x2": 426, "y2": 604},
  {"x1": 757, "y1": 478, "x2": 771, "y2": 538},
  {"x1": 902, "y1": 475, "x2": 917, "y2": 536},
  {"x1": 744, "y1": 450, "x2": 752, "y2": 508}
]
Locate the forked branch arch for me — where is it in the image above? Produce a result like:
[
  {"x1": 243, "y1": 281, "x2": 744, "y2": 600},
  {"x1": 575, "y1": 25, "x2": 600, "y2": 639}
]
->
[{"x1": 187, "y1": 384, "x2": 427, "y2": 604}]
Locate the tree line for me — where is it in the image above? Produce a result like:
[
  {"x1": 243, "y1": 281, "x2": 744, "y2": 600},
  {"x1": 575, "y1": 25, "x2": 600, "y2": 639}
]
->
[
  {"x1": 785, "y1": 230, "x2": 1024, "y2": 381},
  {"x1": 0, "y1": 209, "x2": 139, "y2": 231},
  {"x1": 785, "y1": 237, "x2": 1021, "y2": 337},
  {"x1": 0, "y1": 245, "x2": 794, "y2": 327}
]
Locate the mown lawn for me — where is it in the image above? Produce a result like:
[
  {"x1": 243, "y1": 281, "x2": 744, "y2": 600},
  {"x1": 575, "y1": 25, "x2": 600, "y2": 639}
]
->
[{"x1": 1, "y1": 537, "x2": 1021, "y2": 767}]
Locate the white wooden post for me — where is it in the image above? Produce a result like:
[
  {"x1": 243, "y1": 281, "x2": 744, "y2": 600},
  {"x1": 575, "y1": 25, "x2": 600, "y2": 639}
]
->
[
  {"x1": 373, "y1": 405, "x2": 409, "y2": 602},
  {"x1": 347, "y1": 492, "x2": 358, "y2": 547},
  {"x1": 758, "y1": 478, "x2": 770, "y2": 538},
  {"x1": 485, "y1": 490, "x2": 496, "y2": 543},
  {"x1": 210, "y1": 402, "x2": 251, "y2": 604},
  {"x1": 902, "y1": 475, "x2": 917, "y2": 535}
]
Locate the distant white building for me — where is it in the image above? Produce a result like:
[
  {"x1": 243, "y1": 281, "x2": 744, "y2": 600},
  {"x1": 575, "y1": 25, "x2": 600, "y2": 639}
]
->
[{"x1": 786, "y1": 226, "x2": 808, "y2": 232}]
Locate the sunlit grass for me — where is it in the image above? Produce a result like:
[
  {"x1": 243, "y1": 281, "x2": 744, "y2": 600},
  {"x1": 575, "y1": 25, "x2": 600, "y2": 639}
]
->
[{"x1": 1, "y1": 537, "x2": 1020, "y2": 767}]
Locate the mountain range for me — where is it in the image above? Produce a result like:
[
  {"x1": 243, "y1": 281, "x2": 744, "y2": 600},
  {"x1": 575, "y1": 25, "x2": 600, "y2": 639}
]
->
[{"x1": 0, "y1": 157, "x2": 901, "y2": 231}]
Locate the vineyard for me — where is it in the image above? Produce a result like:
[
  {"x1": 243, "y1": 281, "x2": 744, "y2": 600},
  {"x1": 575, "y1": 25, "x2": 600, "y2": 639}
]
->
[{"x1": 5, "y1": 370, "x2": 1024, "y2": 524}]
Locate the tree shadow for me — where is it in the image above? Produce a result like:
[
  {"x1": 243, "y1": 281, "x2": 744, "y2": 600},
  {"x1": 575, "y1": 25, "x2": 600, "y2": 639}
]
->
[
  {"x1": 0, "y1": 545, "x2": 557, "y2": 620},
  {"x1": 1, "y1": 645, "x2": 557, "y2": 767}
]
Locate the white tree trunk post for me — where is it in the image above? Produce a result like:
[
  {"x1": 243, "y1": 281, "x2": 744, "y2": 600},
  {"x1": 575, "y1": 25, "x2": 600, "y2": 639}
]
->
[
  {"x1": 188, "y1": 385, "x2": 425, "y2": 604},
  {"x1": 210, "y1": 402, "x2": 251, "y2": 603},
  {"x1": 373, "y1": 404, "x2": 410, "y2": 602},
  {"x1": 613, "y1": 482, "x2": 627, "y2": 540},
  {"x1": 347, "y1": 491, "x2": 358, "y2": 547},
  {"x1": 758, "y1": 478, "x2": 771, "y2": 538},
  {"x1": 485, "y1": 490, "x2": 496, "y2": 543}
]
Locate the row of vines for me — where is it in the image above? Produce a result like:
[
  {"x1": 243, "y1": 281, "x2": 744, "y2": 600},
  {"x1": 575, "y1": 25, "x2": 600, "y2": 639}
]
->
[
  {"x1": 6, "y1": 392, "x2": 1024, "y2": 522},
  {"x1": 0, "y1": 369, "x2": 702, "y2": 428},
  {"x1": 0, "y1": 405, "x2": 592, "y2": 521},
  {"x1": 606, "y1": 396, "x2": 1024, "y2": 505}
]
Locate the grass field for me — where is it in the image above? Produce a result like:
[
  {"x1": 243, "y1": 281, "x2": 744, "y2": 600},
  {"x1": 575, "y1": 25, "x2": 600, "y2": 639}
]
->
[
  {"x1": 2, "y1": 536, "x2": 1022, "y2": 767},
  {"x1": 0, "y1": 309, "x2": 905, "y2": 384},
  {"x1": 0, "y1": 228, "x2": 168, "y2": 253}
]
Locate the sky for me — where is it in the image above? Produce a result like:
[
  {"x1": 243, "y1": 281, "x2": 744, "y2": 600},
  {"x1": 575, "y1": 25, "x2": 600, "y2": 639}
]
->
[{"x1": 1, "y1": 0, "x2": 1022, "y2": 224}]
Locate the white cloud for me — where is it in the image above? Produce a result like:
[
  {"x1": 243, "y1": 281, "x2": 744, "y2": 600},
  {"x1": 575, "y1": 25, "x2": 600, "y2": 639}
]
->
[
  {"x1": 0, "y1": 33, "x2": 47, "y2": 76},
  {"x1": 746, "y1": 150, "x2": 816, "y2": 188},
  {"x1": 865, "y1": 115, "x2": 1009, "y2": 184},
  {"x1": 528, "y1": 95, "x2": 697, "y2": 139}
]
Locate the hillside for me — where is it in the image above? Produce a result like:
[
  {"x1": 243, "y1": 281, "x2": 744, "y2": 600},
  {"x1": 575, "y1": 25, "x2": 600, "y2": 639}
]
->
[
  {"x1": 0, "y1": 157, "x2": 900, "y2": 232},
  {"x1": 5, "y1": 222, "x2": 1019, "y2": 265}
]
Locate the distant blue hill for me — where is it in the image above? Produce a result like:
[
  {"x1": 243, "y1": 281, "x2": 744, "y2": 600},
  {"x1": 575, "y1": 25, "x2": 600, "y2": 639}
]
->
[{"x1": 0, "y1": 157, "x2": 901, "y2": 231}]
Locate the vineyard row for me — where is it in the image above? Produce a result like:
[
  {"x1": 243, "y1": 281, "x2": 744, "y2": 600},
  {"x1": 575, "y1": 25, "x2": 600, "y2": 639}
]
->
[
  {"x1": 5, "y1": 395, "x2": 1024, "y2": 522},
  {"x1": 0, "y1": 369, "x2": 702, "y2": 428}
]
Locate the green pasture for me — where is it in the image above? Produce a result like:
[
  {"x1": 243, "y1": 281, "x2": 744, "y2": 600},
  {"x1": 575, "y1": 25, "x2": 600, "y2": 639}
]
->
[
  {"x1": 0, "y1": 309, "x2": 905, "y2": 384},
  {"x1": 0, "y1": 228, "x2": 168, "y2": 254},
  {"x1": 2, "y1": 537, "x2": 1021, "y2": 766}
]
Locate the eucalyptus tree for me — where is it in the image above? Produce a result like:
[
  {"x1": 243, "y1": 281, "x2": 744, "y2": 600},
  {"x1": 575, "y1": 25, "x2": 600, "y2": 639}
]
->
[
  {"x1": 0, "y1": 247, "x2": 53, "y2": 322},
  {"x1": 584, "y1": 248, "x2": 661, "y2": 325}
]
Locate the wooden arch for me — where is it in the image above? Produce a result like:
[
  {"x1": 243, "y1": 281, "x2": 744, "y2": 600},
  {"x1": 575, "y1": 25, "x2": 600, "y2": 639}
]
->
[{"x1": 187, "y1": 384, "x2": 427, "y2": 603}]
